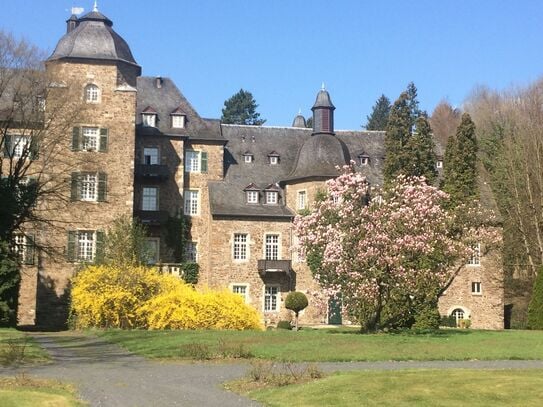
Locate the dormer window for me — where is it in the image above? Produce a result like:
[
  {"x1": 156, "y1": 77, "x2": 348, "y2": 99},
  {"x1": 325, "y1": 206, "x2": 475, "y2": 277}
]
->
[
  {"x1": 358, "y1": 153, "x2": 369, "y2": 166},
  {"x1": 268, "y1": 151, "x2": 280, "y2": 165},
  {"x1": 243, "y1": 152, "x2": 254, "y2": 163},
  {"x1": 264, "y1": 183, "x2": 281, "y2": 205},
  {"x1": 85, "y1": 84, "x2": 100, "y2": 103},
  {"x1": 436, "y1": 159, "x2": 443, "y2": 169},
  {"x1": 171, "y1": 107, "x2": 186, "y2": 128},
  {"x1": 244, "y1": 183, "x2": 259, "y2": 204},
  {"x1": 142, "y1": 106, "x2": 157, "y2": 127}
]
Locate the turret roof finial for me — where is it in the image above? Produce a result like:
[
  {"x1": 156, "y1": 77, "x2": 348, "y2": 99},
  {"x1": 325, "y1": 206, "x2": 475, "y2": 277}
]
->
[
  {"x1": 321, "y1": 82, "x2": 326, "y2": 91},
  {"x1": 298, "y1": 108, "x2": 302, "y2": 115},
  {"x1": 93, "y1": 0, "x2": 99, "y2": 12}
]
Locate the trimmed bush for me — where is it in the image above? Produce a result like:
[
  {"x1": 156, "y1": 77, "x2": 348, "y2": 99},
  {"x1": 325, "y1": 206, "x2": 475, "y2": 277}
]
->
[
  {"x1": 440, "y1": 315, "x2": 457, "y2": 328},
  {"x1": 276, "y1": 320, "x2": 293, "y2": 330},
  {"x1": 412, "y1": 302, "x2": 440, "y2": 330},
  {"x1": 528, "y1": 267, "x2": 543, "y2": 330},
  {"x1": 285, "y1": 291, "x2": 308, "y2": 330}
]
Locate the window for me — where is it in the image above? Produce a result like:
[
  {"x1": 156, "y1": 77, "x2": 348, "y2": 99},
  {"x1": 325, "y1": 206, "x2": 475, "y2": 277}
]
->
[
  {"x1": 265, "y1": 234, "x2": 280, "y2": 260},
  {"x1": 82, "y1": 127, "x2": 99, "y2": 151},
  {"x1": 184, "y1": 151, "x2": 208, "y2": 173},
  {"x1": 244, "y1": 154, "x2": 253, "y2": 163},
  {"x1": 451, "y1": 308, "x2": 465, "y2": 323},
  {"x1": 297, "y1": 191, "x2": 307, "y2": 210},
  {"x1": 185, "y1": 241, "x2": 198, "y2": 262},
  {"x1": 80, "y1": 173, "x2": 98, "y2": 201},
  {"x1": 264, "y1": 285, "x2": 280, "y2": 312},
  {"x1": 13, "y1": 234, "x2": 35, "y2": 265},
  {"x1": 142, "y1": 113, "x2": 156, "y2": 127},
  {"x1": 143, "y1": 147, "x2": 159, "y2": 165},
  {"x1": 142, "y1": 187, "x2": 158, "y2": 211},
  {"x1": 233, "y1": 233, "x2": 248, "y2": 260},
  {"x1": 360, "y1": 156, "x2": 369, "y2": 166},
  {"x1": 266, "y1": 191, "x2": 278, "y2": 205},
  {"x1": 184, "y1": 190, "x2": 199, "y2": 215},
  {"x1": 6, "y1": 135, "x2": 31, "y2": 158},
  {"x1": 171, "y1": 115, "x2": 185, "y2": 128},
  {"x1": 471, "y1": 282, "x2": 482, "y2": 295},
  {"x1": 247, "y1": 190, "x2": 259, "y2": 204},
  {"x1": 67, "y1": 230, "x2": 104, "y2": 263},
  {"x1": 85, "y1": 84, "x2": 100, "y2": 103},
  {"x1": 71, "y1": 172, "x2": 107, "y2": 202},
  {"x1": 145, "y1": 238, "x2": 160, "y2": 264},
  {"x1": 232, "y1": 284, "x2": 248, "y2": 303},
  {"x1": 269, "y1": 156, "x2": 278, "y2": 165},
  {"x1": 467, "y1": 243, "x2": 481, "y2": 266},
  {"x1": 436, "y1": 160, "x2": 443, "y2": 169}
]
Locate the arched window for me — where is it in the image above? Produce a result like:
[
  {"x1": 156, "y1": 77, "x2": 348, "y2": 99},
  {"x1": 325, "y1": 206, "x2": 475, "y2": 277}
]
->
[
  {"x1": 85, "y1": 84, "x2": 100, "y2": 103},
  {"x1": 451, "y1": 308, "x2": 465, "y2": 323}
]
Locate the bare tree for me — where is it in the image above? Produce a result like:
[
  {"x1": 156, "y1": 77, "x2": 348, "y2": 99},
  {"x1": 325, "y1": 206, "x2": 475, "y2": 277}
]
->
[{"x1": 429, "y1": 100, "x2": 462, "y2": 147}]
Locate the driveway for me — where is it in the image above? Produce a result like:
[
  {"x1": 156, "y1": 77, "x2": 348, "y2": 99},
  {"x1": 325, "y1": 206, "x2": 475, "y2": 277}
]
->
[{"x1": 2, "y1": 332, "x2": 543, "y2": 406}]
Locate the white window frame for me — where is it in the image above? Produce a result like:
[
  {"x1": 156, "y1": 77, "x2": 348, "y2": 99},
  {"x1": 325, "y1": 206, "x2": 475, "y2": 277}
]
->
[
  {"x1": 143, "y1": 147, "x2": 159, "y2": 165},
  {"x1": 11, "y1": 135, "x2": 31, "y2": 158},
  {"x1": 13, "y1": 234, "x2": 27, "y2": 263},
  {"x1": 360, "y1": 156, "x2": 369, "y2": 166},
  {"x1": 82, "y1": 127, "x2": 99, "y2": 151},
  {"x1": 471, "y1": 281, "x2": 482, "y2": 295},
  {"x1": 80, "y1": 173, "x2": 98, "y2": 201},
  {"x1": 142, "y1": 113, "x2": 156, "y2": 127},
  {"x1": 467, "y1": 243, "x2": 481, "y2": 266},
  {"x1": 233, "y1": 233, "x2": 249, "y2": 261},
  {"x1": 185, "y1": 150, "x2": 201, "y2": 173},
  {"x1": 142, "y1": 186, "x2": 158, "y2": 211},
  {"x1": 85, "y1": 84, "x2": 100, "y2": 103},
  {"x1": 185, "y1": 241, "x2": 198, "y2": 262},
  {"x1": 231, "y1": 284, "x2": 249, "y2": 303},
  {"x1": 269, "y1": 156, "x2": 278, "y2": 165},
  {"x1": 171, "y1": 115, "x2": 185, "y2": 129},
  {"x1": 451, "y1": 308, "x2": 465, "y2": 323},
  {"x1": 246, "y1": 190, "x2": 259, "y2": 204},
  {"x1": 264, "y1": 234, "x2": 280, "y2": 260},
  {"x1": 264, "y1": 285, "x2": 280, "y2": 312},
  {"x1": 145, "y1": 237, "x2": 160, "y2": 265},
  {"x1": 297, "y1": 190, "x2": 307, "y2": 210},
  {"x1": 76, "y1": 231, "x2": 95, "y2": 262},
  {"x1": 183, "y1": 190, "x2": 199, "y2": 216},
  {"x1": 266, "y1": 191, "x2": 278, "y2": 205},
  {"x1": 244, "y1": 154, "x2": 253, "y2": 163},
  {"x1": 436, "y1": 160, "x2": 443, "y2": 169}
]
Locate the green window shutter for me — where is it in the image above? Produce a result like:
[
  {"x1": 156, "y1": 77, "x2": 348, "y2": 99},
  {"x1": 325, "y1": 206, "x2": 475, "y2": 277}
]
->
[
  {"x1": 72, "y1": 127, "x2": 81, "y2": 151},
  {"x1": 99, "y1": 128, "x2": 108, "y2": 152},
  {"x1": 3, "y1": 135, "x2": 12, "y2": 157},
  {"x1": 29, "y1": 137, "x2": 39, "y2": 160},
  {"x1": 25, "y1": 234, "x2": 35, "y2": 265},
  {"x1": 94, "y1": 231, "x2": 105, "y2": 264},
  {"x1": 70, "y1": 172, "x2": 80, "y2": 201},
  {"x1": 67, "y1": 231, "x2": 76, "y2": 262},
  {"x1": 201, "y1": 152, "x2": 208, "y2": 173},
  {"x1": 97, "y1": 172, "x2": 107, "y2": 202}
]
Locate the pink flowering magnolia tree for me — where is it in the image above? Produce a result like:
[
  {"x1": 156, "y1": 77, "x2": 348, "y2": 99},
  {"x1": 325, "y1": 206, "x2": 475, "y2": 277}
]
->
[{"x1": 294, "y1": 166, "x2": 499, "y2": 331}]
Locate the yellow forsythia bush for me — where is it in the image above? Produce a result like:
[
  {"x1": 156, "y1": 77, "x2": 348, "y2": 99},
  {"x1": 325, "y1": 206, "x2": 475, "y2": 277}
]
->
[{"x1": 71, "y1": 265, "x2": 262, "y2": 330}]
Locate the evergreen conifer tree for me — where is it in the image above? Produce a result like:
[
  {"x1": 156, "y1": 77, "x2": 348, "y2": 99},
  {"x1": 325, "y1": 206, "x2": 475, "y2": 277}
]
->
[
  {"x1": 384, "y1": 92, "x2": 412, "y2": 183},
  {"x1": 365, "y1": 94, "x2": 391, "y2": 130},
  {"x1": 406, "y1": 82, "x2": 422, "y2": 129},
  {"x1": 404, "y1": 115, "x2": 438, "y2": 183},
  {"x1": 528, "y1": 267, "x2": 543, "y2": 329},
  {"x1": 221, "y1": 89, "x2": 266, "y2": 125},
  {"x1": 442, "y1": 113, "x2": 478, "y2": 206}
]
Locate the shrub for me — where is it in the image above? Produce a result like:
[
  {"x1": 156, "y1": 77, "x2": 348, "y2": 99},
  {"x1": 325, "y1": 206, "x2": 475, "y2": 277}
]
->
[
  {"x1": 458, "y1": 319, "x2": 471, "y2": 329},
  {"x1": 440, "y1": 315, "x2": 457, "y2": 328},
  {"x1": 528, "y1": 266, "x2": 543, "y2": 329},
  {"x1": 285, "y1": 291, "x2": 308, "y2": 330},
  {"x1": 180, "y1": 262, "x2": 199, "y2": 284},
  {"x1": 276, "y1": 320, "x2": 293, "y2": 330},
  {"x1": 412, "y1": 302, "x2": 440, "y2": 330}
]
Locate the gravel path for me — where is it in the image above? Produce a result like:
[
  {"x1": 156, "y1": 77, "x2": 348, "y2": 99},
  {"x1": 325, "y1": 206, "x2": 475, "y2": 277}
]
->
[{"x1": 2, "y1": 332, "x2": 543, "y2": 406}]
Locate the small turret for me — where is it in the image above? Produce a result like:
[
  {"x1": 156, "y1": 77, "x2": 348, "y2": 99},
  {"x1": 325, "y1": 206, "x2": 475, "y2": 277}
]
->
[
  {"x1": 311, "y1": 83, "x2": 335, "y2": 135},
  {"x1": 66, "y1": 14, "x2": 78, "y2": 33},
  {"x1": 292, "y1": 109, "x2": 306, "y2": 128}
]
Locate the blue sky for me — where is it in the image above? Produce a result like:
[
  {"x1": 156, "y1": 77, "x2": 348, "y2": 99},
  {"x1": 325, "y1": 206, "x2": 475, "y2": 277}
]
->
[{"x1": 3, "y1": 1, "x2": 543, "y2": 129}]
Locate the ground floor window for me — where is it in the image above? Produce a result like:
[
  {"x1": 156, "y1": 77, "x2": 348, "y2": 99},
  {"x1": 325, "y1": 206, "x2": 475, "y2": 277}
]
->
[
  {"x1": 264, "y1": 285, "x2": 280, "y2": 312},
  {"x1": 232, "y1": 284, "x2": 248, "y2": 303},
  {"x1": 145, "y1": 238, "x2": 160, "y2": 264}
]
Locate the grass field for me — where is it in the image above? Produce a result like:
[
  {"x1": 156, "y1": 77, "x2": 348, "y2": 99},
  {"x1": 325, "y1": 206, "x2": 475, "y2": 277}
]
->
[
  {"x1": 0, "y1": 329, "x2": 49, "y2": 366},
  {"x1": 98, "y1": 328, "x2": 543, "y2": 361},
  {"x1": 0, "y1": 376, "x2": 85, "y2": 407},
  {"x1": 245, "y1": 369, "x2": 543, "y2": 406}
]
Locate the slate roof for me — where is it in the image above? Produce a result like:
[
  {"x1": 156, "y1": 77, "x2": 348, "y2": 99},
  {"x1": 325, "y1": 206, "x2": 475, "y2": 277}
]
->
[
  {"x1": 47, "y1": 11, "x2": 139, "y2": 67},
  {"x1": 136, "y1": 77, "x2": 224, "y2": 142},
  {"x1": 209, "y1": 124, "x2": 386, "y2": 218}
]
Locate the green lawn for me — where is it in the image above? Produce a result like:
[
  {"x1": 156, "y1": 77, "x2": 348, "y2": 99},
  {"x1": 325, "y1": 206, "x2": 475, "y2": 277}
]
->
[
  {"x1": 98, "y1": 328, "x2": 543, "y2": 361},
  {"x1": 246, "y1": 369, "x2": 543, "y2": 406},
  {"x1": 0, "y1": 329, "x2": 49, "y2": 366},
  {"x1": 0, "y1": 377, "x2": 85, "y2": 407}
]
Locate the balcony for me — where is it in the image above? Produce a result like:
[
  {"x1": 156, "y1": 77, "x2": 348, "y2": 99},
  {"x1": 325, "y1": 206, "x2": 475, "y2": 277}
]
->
[
  {"x1": 134, "y1": 210, "x2": 169, "y2": 225},
  {"x1": 135, "y1": 164, "x2": 169, "y2": 180},
  {"x1": 257, "y1": 259, "x2": 292, "y2": 277}
]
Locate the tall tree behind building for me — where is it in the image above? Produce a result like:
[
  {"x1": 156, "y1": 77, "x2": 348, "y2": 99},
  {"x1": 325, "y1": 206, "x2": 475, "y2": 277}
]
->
[
  {"x1": 365, "y1": 94, "x2": 391, "y2": 130},
  {"x1": 405, "y1": 115, "x2": 438, "y2": 183},
  {"x1": 430, "y1": 100, "x2": 462, "y2": 146},
  {"x1": 221, "y1": 88, "x2": 266, "y2": 125}
]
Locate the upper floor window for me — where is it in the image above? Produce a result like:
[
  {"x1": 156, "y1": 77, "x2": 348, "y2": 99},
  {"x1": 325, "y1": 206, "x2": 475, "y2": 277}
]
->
[
  {"x1": 11, "y1": 135, "x2": 30, "y2": 158},
  {"x1": 84, "y1": 84, "x2": 100, "y2": 103},
  {"x1": 145, "y1": 238, "x2": 160, "y2": 264},
  {"x1": 72, "y1": 127, "x2": 108, "y2": 152},
  {"x1": 247, "y1": 190, "x2": 259, "y2": 204},
  {"x1": 359, "y1": 155, "x2": 369, "y2": 166},
  {"x1": 184, "y1": 190, "x2": 199, "y2": 216},
  {"x1": 171, "y1": 115, "x2": 186, "y2": 129},
  {"x1": 265, "y1": 234, "x2": 280, "y2": 260},
  {"x1": 243, "y1": 152, "x2": 254, "y2": 163},
  {"x1": 185, "y1": 150, "x2": 208, "y2": 173},
  {"x1": 2, "y1": 135, "x2": 37, "y2": 159},
  {"x1": 143, "y1": 147, "x2": 159, "y2": 165},
  {"x1": 471, "y1": 281, "x2": 482, "y2": 295},
  {"x1": 185, "y1": 241, "x2": 198, "y2": 262},
  {"x1": 467, "y1": 243, "x2": 481, "y2": 266},
  {"x1": 142, "y1": 187, "x2": 158, "y2": 211},
  {"x1": 266, "y1": 191, "x2": 278, "y2": 205},
  {"x1": 268, "y1": 152, "x2": 280, "y2": 165},
  {"x1": 67, "y1": 230, "x2": 105, "y2": 263},
  {"x1": 71, "y1": 172, "x2": 107, "y2": 202},
  {"x1": 142, "y1": 113, "x2": 156, "y2": 127},
  {"x1": 436, "y1": 160, "x2": 443, "y2": 169},
  {"x1": 233, "y1": 233, "x2": 248, "y2": 260},
  {"x1": 13, "y1": 234, "x2": 35, "y2": 265},
  {"x1": 297, "y1": 190, "x2": 307, "y2": 210}
]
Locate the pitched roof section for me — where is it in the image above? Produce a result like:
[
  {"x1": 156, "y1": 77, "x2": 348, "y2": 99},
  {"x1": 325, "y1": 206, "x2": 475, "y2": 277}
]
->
[{"x1": 136, "y1": 76, "x2": 224, "y2": 141}]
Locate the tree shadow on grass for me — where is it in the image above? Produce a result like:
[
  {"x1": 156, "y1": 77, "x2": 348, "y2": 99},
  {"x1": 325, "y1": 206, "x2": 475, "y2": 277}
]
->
[{"x1": 325, "y1": 328, "x2": 473, "y2": 338}]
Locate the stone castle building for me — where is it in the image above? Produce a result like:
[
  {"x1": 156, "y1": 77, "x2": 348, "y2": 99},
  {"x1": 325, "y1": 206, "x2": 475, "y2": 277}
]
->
[{"x1": 6, "y1": 7, "x2": 503, "y2": 329}]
